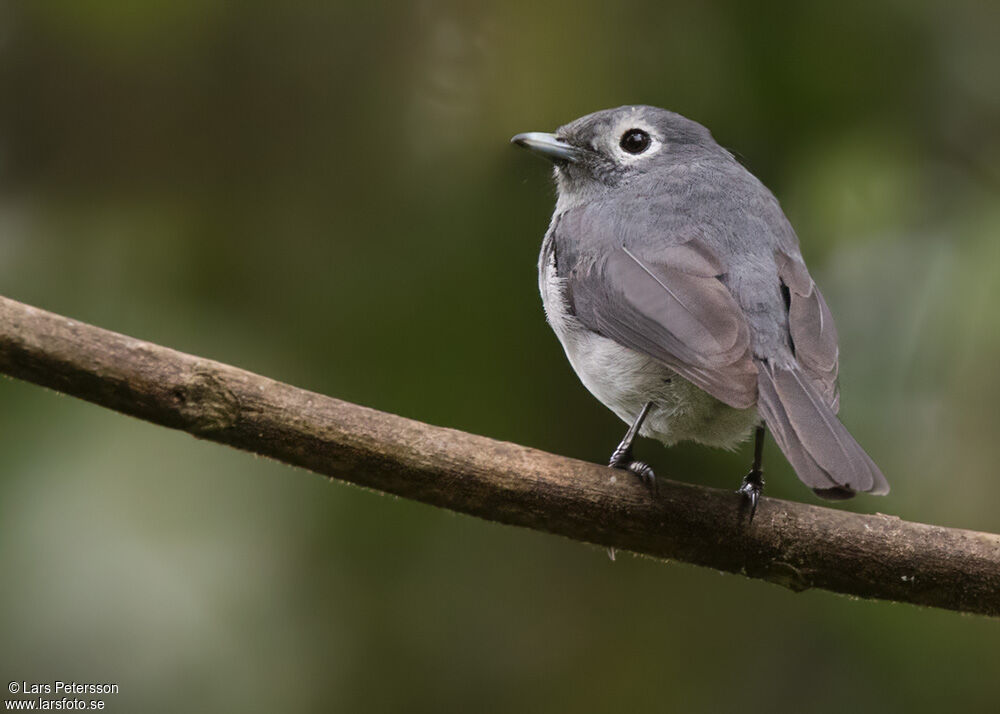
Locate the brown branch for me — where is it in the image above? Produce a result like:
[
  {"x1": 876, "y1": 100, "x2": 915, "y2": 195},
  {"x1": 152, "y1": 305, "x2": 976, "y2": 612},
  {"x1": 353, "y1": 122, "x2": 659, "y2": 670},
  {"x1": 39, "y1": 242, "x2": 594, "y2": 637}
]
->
[{"x1": 1, "y1": 293, "x2": 998, "y2": 616}]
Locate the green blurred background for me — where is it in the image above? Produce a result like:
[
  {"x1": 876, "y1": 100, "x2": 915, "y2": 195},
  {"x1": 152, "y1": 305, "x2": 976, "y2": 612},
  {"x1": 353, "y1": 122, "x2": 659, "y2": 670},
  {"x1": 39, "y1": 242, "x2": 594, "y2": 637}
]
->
[{"x1": 1, "y1": 1, "x2": 999, "y2": 711}]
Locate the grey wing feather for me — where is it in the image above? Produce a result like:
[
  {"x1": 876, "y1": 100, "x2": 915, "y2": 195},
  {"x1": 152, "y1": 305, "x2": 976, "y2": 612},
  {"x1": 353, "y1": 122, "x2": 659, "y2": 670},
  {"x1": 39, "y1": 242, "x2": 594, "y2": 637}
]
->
[
  {"x1": 756, "y1": 365, "x2": 841, "y2": 491},
  {"x1": 757, "y1": 361, "x2": 889, "y2": 496},
  {"x1": 567, "y1": 238, "x2": 757, "y2": 409},
  {"x1": 767, "y1": 252, "x2": 888, "y2": 496},
  {"x1": 777, "y1": 251, "x2": 840, "y2": 411}
]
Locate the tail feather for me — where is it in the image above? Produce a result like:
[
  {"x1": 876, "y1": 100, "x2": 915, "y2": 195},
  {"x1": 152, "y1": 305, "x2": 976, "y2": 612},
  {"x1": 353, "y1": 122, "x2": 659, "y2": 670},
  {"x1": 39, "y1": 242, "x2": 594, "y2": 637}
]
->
[{"x1": 756, "y1": 361, "x2": 889, "y2": 498}]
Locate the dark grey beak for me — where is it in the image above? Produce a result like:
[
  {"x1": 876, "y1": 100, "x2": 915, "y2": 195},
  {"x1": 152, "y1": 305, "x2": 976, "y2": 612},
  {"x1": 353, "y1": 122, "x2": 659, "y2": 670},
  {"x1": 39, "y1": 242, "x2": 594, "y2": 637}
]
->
[{"x1": 510, "y1": 132, "x2": 582, "y2": 164}]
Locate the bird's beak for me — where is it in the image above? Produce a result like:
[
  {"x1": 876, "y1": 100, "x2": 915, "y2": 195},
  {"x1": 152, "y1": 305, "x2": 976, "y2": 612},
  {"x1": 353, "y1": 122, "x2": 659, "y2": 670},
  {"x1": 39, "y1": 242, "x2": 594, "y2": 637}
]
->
[{"x1": 510, "y1": 132, "x2": 582, "y2": 164}]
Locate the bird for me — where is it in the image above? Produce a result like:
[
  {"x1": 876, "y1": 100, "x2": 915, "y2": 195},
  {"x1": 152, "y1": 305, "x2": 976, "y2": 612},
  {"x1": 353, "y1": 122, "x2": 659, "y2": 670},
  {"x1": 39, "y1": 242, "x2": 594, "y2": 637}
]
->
[{"x1": 511, "y1": 105, "x2": 888, "y2": 518}]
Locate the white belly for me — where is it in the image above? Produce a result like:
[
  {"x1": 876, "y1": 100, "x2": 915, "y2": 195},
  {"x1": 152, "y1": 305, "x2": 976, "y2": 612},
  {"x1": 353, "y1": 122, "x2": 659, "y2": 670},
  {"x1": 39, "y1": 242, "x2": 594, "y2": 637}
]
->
[{"x1": 539, "y1": 250, "x2": 758, "y2": 449}]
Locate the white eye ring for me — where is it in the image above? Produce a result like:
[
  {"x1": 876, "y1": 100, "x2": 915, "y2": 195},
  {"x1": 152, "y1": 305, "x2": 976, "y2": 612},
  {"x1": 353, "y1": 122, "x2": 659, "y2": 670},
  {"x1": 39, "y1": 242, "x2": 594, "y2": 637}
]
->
[{"x1": 609, "y1": 117, "x2": 662, "y2": 164}]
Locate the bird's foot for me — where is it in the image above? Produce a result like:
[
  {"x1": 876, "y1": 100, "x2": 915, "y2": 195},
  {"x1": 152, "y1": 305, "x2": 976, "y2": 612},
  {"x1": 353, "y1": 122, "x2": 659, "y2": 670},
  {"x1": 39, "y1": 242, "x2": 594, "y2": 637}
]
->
[
  {"x1": 609, "y1": 449, "x2": 657, "y2": 494},
  {"x1": 737, "y1": 468, "x2": 765, "y2": 522}
]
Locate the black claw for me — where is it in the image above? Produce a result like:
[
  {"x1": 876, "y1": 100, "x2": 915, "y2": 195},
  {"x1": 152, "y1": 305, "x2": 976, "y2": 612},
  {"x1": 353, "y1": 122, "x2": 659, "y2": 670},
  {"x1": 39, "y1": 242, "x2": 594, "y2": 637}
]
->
[
  {"x1": 608, "y1": 453, "x2": 657, "y2": 494},
  {"x1": 628, "y1": 460, "x2": 657, "y2": 495},
  {"x1": 738, "y1": 425, "x2": 767, "y2": 523},
  {"x1": 607, "y1": 401, "x2": 658, "y2": 496},
  {"x1": 737, "y1": 469, "x2": 765, "y2": 522}
]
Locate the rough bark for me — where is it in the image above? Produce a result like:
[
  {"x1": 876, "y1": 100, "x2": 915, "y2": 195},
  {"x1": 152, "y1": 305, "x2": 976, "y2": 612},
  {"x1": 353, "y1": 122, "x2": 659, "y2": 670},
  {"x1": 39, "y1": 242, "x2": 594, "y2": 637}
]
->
[{"x1": 1, "y1": 294, "x2": 998, "y2": 616}]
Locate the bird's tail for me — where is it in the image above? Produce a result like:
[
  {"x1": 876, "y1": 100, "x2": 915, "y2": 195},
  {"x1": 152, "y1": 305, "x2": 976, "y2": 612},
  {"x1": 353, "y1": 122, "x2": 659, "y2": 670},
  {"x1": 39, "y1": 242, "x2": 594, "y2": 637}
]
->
[{"x1": 756, "y1": 360, "x2": 889, "y2": 499}]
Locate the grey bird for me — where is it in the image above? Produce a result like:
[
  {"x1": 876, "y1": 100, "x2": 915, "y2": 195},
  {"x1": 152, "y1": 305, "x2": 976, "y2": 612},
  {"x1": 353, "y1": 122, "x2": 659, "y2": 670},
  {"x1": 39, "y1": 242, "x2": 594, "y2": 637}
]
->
[{"x1": 512, "y1": 105, "x2": 888, "y2": 516}]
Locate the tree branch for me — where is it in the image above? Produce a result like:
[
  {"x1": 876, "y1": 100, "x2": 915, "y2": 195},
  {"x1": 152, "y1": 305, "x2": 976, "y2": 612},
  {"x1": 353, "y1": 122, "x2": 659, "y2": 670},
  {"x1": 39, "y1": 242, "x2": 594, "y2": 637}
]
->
[{"x1": 1, "y1": 294, "x2": 997, "y2": 616}]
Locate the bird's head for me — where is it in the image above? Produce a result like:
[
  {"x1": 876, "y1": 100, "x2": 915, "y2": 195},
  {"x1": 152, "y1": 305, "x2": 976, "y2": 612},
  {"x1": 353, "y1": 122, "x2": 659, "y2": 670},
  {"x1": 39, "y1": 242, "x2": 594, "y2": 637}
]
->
[{"x1": 512, "y1": 105, "x2": 723, "y2": 207}]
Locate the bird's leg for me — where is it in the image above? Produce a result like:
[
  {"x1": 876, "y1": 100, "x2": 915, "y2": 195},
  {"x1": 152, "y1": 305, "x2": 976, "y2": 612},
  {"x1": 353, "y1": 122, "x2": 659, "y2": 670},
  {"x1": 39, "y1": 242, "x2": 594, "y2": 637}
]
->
[
  {"x1": 737, "y1": 425, "x2": 767, "y2": 521},
  {"x1": 608, "y1": 401, "x2": 657, "y2": 494}
]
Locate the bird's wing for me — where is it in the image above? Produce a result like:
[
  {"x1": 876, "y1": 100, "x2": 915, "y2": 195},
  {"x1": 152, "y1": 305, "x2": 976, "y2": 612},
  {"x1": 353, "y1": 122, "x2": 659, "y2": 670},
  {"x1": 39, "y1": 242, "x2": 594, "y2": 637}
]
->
[
  {"x1": 775, "y1": 250, "x2": 840, "y2": 412},
  {"x1": 563, "y1": 231, "x2": 757, "y2": 409},
  {"x1": 757, "y1": 249, "x2": 889, "y2": 496}
]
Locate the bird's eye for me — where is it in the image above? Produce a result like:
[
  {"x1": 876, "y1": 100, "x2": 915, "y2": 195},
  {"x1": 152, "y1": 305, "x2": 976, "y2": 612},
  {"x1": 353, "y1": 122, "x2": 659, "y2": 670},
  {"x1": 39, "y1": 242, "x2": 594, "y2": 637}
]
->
[{"x1": 620, "y1": 128, "x2": 651, "y2": 154}]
